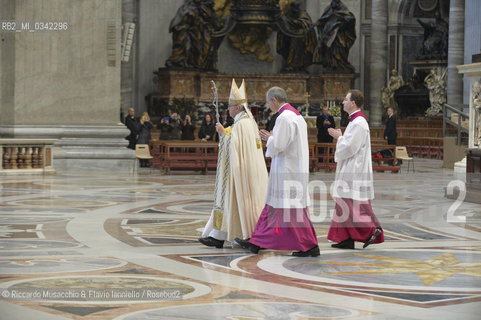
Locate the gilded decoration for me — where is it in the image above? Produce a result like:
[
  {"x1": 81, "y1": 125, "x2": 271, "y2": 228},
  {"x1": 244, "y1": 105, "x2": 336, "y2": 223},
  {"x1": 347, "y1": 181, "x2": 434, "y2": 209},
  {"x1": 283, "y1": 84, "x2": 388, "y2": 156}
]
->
[
  {"x1": 213, "y1": 0, "x2": 295, "y2": 62},
  {"x1": 228, "y1": 25, "x2": 275, "y2": 62}
]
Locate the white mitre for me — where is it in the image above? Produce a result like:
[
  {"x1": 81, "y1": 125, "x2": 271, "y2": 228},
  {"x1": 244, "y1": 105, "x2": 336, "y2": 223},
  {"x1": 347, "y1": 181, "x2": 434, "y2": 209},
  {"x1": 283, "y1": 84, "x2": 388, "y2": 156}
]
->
[{"x1": 229, "y1": 79, "x2": 254, "y2": 119}]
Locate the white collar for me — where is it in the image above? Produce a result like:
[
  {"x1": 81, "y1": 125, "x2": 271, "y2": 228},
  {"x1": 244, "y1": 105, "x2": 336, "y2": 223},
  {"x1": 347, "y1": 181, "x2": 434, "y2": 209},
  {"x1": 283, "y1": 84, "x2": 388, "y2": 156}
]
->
[
  {"x1": 349, "y1": 109, "x2": 361, "y2": 117},
  {"x1": 234, "y1": 111, "x2": 244, "y2": 122}
]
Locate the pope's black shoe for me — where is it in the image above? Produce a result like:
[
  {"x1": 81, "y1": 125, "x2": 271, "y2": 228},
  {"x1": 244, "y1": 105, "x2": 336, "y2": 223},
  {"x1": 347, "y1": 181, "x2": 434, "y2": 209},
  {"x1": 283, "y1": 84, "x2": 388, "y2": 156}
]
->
[
  {"x1": 234, "y1": 237, "x2": 261, "y2": 254},
  {"x1": 198, "y1": 236, "x2": 224, "y2": 248},
  {"x1": 363, "y1": 228, "x2": 382, "y2": 249},
  {"x1": 292, "y1": 246, "x2": 320, "y2": 257},
  {"x1": 331, "y1": 238, "x2": 355, "y2": 249}
]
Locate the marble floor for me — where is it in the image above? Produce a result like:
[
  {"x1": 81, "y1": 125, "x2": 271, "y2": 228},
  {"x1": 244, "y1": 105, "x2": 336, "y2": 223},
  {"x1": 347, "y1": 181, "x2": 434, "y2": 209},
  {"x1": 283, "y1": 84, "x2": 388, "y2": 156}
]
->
[{"x1": 0, "y1": 158, "x2": 480, "y2": 319}]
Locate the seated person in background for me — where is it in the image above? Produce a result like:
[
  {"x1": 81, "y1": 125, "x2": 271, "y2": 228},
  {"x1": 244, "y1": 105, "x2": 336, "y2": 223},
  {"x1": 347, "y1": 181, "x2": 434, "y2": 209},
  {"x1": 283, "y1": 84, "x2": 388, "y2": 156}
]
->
[
  {"x1": 137, "y1": 112, "x2": 153, "y2": 167},
  {"x1": 198, "y1": 113, "x2": 216, "y2": 141},
  {"x1": 181, "y1": 114, "x2": 196, "y2": 140},
  {"x1": 158, "y1": 116, "x2": 172, "y2": 140},
  {"x1": 169, "y1": 113, "x2": 182, "y2": 140},
  {"x1": 220, "y1": 110, "x2": 234, "y2": 128}
]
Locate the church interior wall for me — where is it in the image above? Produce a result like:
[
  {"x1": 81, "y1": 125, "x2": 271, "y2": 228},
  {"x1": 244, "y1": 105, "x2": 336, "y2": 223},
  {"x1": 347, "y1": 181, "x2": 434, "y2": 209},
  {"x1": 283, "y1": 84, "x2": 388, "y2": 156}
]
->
[
  {"x1": 0, "y1": 0, "x2": 15, "y2": 126},
  {"x1": 136, "y1": 0, "x2": 182, "y2": 114},
  {"x1": 3, "y1": 0, "x2": 122, "y2": 127},
  {"x1": 120, "y1": 0, "x2": 138, "y2": 120},
  {"x1": 0, "y1": 0, "x2": 135, "y2": 173}
]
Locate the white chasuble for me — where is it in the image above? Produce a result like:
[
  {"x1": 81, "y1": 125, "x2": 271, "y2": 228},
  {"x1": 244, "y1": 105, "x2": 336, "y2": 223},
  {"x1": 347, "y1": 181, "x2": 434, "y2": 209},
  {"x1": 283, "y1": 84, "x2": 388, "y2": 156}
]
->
[{"x1": 203, "y1": 111, "x2": 268, "y2": 241}]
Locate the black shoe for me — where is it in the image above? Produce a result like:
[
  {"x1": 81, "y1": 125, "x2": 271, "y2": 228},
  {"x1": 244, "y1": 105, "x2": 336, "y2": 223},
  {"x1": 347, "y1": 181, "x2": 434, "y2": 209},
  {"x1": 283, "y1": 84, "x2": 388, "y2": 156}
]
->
[
  {"x1": 234, "y1": 237, "x2": 261, "y2": 254},
  {"x1": 363, "y1": 228, "x2": 382, "y2": 249},
  {"x1": 233, "y1": 237, "x2": 251, "y2": 249},
  {"x1": 331, "y1": 238, "x2": 355, "y2": 249},
  {"x1": 198, "y1": 237, "x2": 224, "y2": 248},
  {"x1": 292, "y1": 246, "x2": 320, "y2": 257}
]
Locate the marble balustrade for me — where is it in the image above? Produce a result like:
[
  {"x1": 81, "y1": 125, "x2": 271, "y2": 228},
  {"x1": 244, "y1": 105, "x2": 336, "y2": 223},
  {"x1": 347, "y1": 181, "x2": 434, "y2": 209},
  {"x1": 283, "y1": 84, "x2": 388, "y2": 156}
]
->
[{"x1": 0, "y1": 139, "x2": 55, "y2": 173}]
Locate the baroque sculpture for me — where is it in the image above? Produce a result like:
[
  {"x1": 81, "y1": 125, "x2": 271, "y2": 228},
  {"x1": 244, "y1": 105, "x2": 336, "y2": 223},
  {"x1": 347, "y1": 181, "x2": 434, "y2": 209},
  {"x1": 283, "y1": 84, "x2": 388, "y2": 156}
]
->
[
  {"x1": 417, "y1": 11, "x2": 449, "y2": 60},
  {"x1": 473, "y1": 80, "x2": 481, "y2": 146},
  {"x1": 164, "y1": 0, "x2": 358, "y2": 73},
  {"x1": 165, "y1": 0, "x2": 223, "y2": 70},
  {"x1": 424, "y1": 68, "x2": 447, "y2": 117},
  {"x1": 381, "y1": 69, "x2": 404, "y2": 113},
  {"x1": 276, "y1": 0, "x2": 316, "y2": 72},
  {"x1": 313, "y1": 0, "x2": 356, "y2": 72}
]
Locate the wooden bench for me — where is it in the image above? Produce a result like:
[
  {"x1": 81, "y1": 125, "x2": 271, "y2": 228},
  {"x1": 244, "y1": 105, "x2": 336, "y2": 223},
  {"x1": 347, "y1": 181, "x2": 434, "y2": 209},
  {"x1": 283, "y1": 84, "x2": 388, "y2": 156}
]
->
[
  {"x1": 151, "y1": 140, "x2": 400, "y2": 174},
  {"x1": 151, "y1": 140, "x2": 219, "y2": 173}
]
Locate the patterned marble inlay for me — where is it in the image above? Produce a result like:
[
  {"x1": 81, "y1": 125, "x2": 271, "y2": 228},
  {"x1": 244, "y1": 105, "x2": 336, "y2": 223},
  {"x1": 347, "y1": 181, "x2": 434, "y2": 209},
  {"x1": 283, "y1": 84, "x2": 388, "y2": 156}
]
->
[
  {"x1": 0, "y1": 159, "x2": 480, "y2": 319},
  {"x1": 0, "y1": 240, "x2": 81, "y2": 250},
  {"x1": 118, "y1": 302, "x2": 357, "y2": 320},
  {"x1": 260, "y1": 250, "x2": 481, "y2": 291},
  {"x1": 0, "y1": 257, "x2": 125, "y2": 274},
  {"x1": 1, "y1": 276, "x2": 210, "y2": 303}
]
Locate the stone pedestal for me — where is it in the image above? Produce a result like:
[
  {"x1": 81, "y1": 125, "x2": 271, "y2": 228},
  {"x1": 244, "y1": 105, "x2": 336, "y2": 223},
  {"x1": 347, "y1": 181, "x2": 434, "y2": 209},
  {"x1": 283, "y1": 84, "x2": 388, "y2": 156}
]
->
[
  {"x1": 155, "y1": 69, "x2": 356, "y2": 104},
  {"x1": 454, "y1": 157, "x2": 466, "y2": 173},
  {"x1": 0, "y1": 125, "x2": 135, "y2": 173}
]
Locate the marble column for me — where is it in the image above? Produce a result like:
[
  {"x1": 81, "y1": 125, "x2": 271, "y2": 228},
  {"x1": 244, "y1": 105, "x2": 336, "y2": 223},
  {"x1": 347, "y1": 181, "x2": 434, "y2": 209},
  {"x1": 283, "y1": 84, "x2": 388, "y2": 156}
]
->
[
  {"x1": 447, "y1": 0, "x2": 465, "y2": 105},
  {"x1": 0, "y1": 0, "x2": 136, "y2": 173},
  {"x1": 369, "y1": 0, "x2": 388, "y2": 126}
]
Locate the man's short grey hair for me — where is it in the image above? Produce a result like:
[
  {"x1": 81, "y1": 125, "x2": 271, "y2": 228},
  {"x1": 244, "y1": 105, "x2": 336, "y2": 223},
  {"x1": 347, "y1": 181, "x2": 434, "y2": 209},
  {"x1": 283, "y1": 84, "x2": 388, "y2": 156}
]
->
[{"x1": 266, "y1": 87, "x2": 288, "y2": 103}]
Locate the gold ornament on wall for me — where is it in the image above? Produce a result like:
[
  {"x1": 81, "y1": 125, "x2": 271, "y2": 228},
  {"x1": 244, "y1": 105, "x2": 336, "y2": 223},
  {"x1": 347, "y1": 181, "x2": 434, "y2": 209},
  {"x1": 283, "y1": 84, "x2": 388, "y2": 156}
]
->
[
  {"x1": 228, "y1": 25, "x2": 275, "y2": 62},
  {"x1": 214, "y1": 0, "x2": 232, "y2": 19},
  {"x1": 213, "y1": 0, "x2": 295, "y2": 62}
]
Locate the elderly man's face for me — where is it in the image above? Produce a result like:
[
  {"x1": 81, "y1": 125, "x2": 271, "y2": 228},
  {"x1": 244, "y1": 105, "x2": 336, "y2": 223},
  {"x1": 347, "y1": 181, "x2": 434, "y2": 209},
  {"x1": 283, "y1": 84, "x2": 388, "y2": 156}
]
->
[
  {"x1": 265, "y1": 95, "x2": 277, "y2": 113},
  {"x1": 128, "y1": 109, "x2": 134, "y2": 116},
  {"x1": 228, "y1": 104, "x2": 240, "y2": 118}
]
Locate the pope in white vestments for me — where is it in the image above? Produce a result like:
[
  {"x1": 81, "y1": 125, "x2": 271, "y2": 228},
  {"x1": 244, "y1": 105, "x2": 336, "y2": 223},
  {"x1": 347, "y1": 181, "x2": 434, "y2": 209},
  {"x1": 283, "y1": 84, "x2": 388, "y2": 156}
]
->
[
  {"x1": 198, "y1": 79, "x2": 268, "y2": 248},
  {"x1": 327, "y1": 89, "x2": 384, "y2": 249},
  {"x1": 235, "y1": 86, "x2": 319, "y2": 257}
]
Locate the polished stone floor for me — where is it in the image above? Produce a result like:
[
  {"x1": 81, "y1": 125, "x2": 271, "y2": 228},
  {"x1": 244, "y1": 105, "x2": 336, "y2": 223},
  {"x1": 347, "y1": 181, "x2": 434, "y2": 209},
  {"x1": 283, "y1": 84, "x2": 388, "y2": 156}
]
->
[{"x1": 0, "y1": 158, "x2": 480, "y2": 319}]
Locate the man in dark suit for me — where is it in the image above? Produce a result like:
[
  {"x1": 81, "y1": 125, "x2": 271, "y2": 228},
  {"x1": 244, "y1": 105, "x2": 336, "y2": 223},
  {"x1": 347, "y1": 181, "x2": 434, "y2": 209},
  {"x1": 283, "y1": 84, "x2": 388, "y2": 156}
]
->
[
  {"x1": 124, "y1": 108, "x2": 140, "y2": 150},
  {"x1": 316, "y1": 106, "x2": 336, "y2": 163},
  {"x1": 384, "y1": 107, "x2": 397, "y2": 145},
  {"x1": 316, "y1": 106, "x2": 335, "y2": 142}
]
